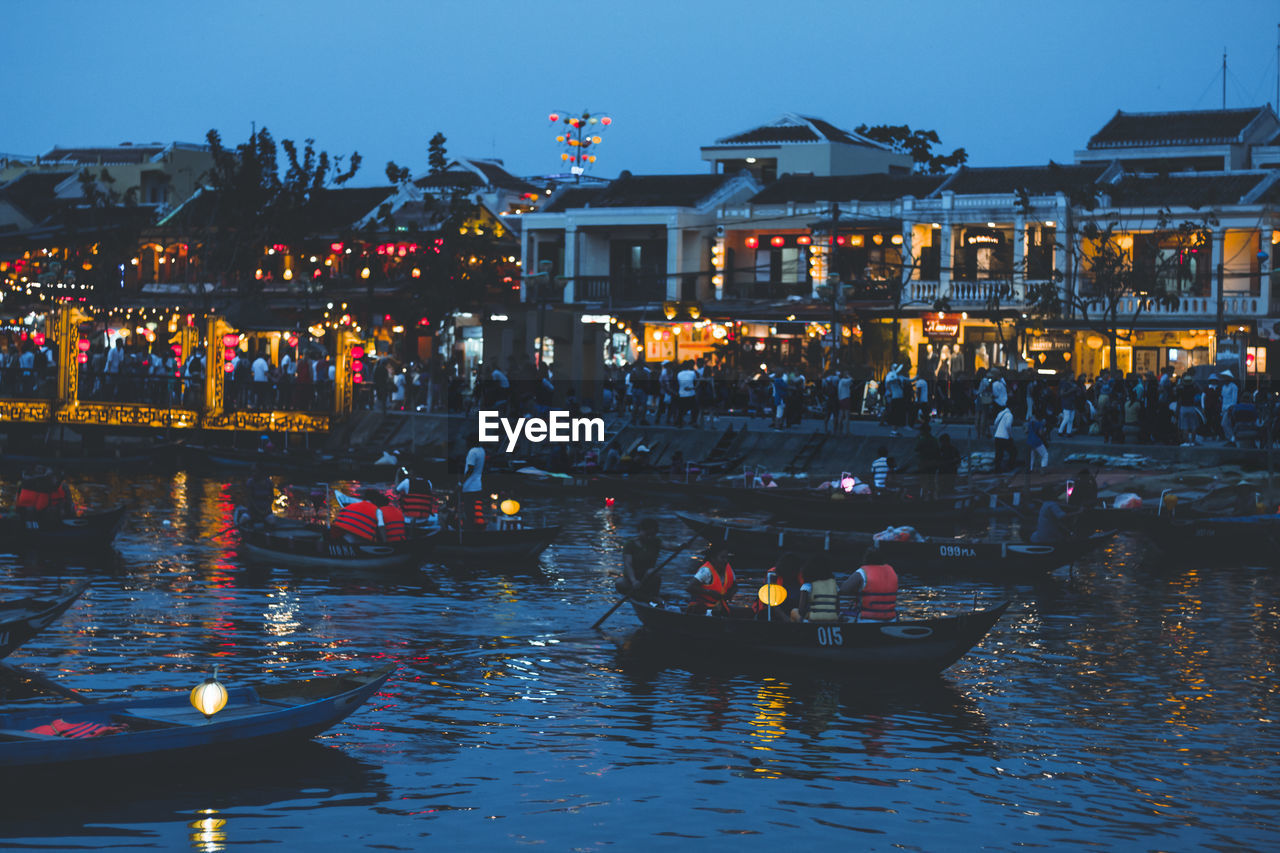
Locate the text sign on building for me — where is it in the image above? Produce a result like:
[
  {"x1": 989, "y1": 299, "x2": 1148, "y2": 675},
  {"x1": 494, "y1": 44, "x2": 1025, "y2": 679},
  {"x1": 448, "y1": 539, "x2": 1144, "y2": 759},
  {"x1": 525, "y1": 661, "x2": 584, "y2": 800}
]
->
[
  {"x1": 924, "y1": 314, "x2": 961, "y2": 339},
  {"x1": 1028, "y1": 332, "x2": 1074, "y2": 352}
]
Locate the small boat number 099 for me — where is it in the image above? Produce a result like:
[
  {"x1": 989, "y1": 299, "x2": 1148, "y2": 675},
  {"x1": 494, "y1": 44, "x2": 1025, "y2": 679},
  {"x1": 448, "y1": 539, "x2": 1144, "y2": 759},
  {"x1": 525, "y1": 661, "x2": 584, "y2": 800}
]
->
[
  {"x1": 938, "y1": 544, "x2": 977, "y2": 558},
  {"x1": 815, "y1": 626, "x2": 843, "y2": 646}
]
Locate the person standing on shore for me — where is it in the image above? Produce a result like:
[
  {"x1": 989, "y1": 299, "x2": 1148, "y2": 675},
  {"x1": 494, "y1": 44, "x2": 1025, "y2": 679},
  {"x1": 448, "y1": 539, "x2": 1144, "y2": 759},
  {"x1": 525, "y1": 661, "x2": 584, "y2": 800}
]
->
[
  {"x1": 1220, "y1": 370, "x2": 1239, "y2": 446},
  {"x1": 993, "y1": 403, "x2": 1014, "y2": 472}
]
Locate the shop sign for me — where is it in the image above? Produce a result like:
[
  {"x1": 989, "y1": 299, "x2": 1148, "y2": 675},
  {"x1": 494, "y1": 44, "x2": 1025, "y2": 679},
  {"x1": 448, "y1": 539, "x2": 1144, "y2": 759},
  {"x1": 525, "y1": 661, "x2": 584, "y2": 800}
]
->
[
  {"x1": 924, "y1": 314, "x2": 961, "y2": 338},
  {"x1": 964, "y1": 228, "x2": 1004, "y2": 247},
  {"x1": 1028, "y1": 332, "x2": 1074, "y2": 352}
]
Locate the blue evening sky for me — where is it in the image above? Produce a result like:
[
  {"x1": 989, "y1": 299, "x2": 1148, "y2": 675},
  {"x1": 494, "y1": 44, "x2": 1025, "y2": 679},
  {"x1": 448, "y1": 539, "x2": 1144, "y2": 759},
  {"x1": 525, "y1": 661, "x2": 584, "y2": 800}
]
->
[{"x1": 8, "y1": 0, "x2": 1280, "y2": 184}]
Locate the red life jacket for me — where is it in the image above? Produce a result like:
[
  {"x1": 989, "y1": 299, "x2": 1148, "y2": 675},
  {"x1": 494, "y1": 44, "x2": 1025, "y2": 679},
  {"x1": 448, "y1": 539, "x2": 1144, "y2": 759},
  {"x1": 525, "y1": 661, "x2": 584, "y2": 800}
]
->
[
  {"x1": 379, "y1": 505, "x2": 407, "y2": 542},
  {"x1": 400, "y1": 481, "x2": 439, "y2": 519},
  {"x1": 28, "y1": 718, "x2": 125, "y2": 738},
  {"x1": 692, "y1": 561, "x2": 736, "y2": 611},
  {"x1": 16, "y1": 487, "x2": 51, "y2": 512},
  {"x1": 48, "y1": 485, "x2": 70, "y2": 514},
  {"x1": 332, "y1": 501, "x2": 380, "y2": 541},
  {"x1": 856, "y1": 564, "x2": 898, "y2": 621}
]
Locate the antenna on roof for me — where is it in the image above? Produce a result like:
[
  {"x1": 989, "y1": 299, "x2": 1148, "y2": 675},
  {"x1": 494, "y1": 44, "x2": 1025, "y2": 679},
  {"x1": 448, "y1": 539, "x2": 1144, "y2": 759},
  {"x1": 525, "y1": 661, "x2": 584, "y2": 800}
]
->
[{"x1": 1223, "y1": 48, "x2": 1227, "y2": 110}]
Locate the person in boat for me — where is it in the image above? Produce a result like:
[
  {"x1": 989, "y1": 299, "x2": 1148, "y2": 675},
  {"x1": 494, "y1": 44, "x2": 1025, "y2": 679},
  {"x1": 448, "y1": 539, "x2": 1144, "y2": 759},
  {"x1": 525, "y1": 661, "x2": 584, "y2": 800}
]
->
[
  {"x1": 395, "y1": 468, "x2": 439, "y2": 525},
  {"x1": 45, "y1": 469, "x2": 76, "y2": 521},
  {"x1": 1030, "y1": 499, "x2": 1077, "y2": 544},
  {"x1": 794, "y1": 561, "x2": 839, "y2": 623},
  {"x1": 243, "y1": 462, "x2": 276, "y2": 528},
  {"x1": 455, "y1": 432, "x2": 488, "y2": 529},
  {"x1": 14, "y1": 465, "x2": 56, "y2": 523},
  {"x1": 615, "y1": 517, "x2": 662, "y2": 602},
  {"x1": 1066, "y1": 468, "x2": 1098, "y2": 510},
  {"x1": 686, "y1": 544, "x2": 737, "y2": 616},
  {"x1": 331, "y1": 489, "x2": 407, "y2": 544},
  {"x1": 870, "y1": 447, "x2": 894, "y2": 494},
  {"x1": 839, "y1": 549, "x2": 898, "y2": 622},
  {"x1": 754, "y1": 552, "x2": 808, "y2": 621},
  {"x1": 936, "y1": 434, "x2": 962, "y2": 495}
]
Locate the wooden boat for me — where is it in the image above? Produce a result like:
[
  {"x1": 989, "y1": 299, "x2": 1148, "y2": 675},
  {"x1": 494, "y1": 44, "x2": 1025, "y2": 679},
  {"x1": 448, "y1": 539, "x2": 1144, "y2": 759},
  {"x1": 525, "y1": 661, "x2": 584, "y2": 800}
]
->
[
  {"x1": 1149, "y1": 515, "x2": 1280, "y2": 564},
  {"x1": 626, "y1": 600, "x2": 1009, "y2": 674},
  {"x1": 0, "y1": 665, "x2": 395, "y2": 770},
  {"x1": 730, "y1": 487, "x2": 982, "y2": 531},
  {"x1": 678, "y1": 512, "x2": 1111, "y2": 578},
  {"x1": 0, "y1": 582, "x2": 90, "y2": 659},
  {"x1": 236, "y1": 523, "x2": 437, "y2": 570},
  {"x1": 427, "y1": 524, "x2": 562, "y2": 562},
  {"x1": 0, "y1": 505, "x2": 127, "y2": 553}
]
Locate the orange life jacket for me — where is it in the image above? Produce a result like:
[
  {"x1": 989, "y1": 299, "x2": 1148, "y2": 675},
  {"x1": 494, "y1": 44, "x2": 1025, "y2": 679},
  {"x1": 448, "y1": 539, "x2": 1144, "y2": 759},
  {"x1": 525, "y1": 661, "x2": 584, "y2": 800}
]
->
[
  {"x1": 379, "y1": 505, "x2": 407, "y2": 542},
  {"x1": 332, "y1": 500, "x2": 380, "y2": 541},
  {"x1": 692, "y1": 561, "x2": 736, "y2": 611},
  {"x1": 855, "y1": 563, "x2": 898, "y2": 621},
  {"x1": 48, "y1": 485, "x2": 70, "y2": 513}
]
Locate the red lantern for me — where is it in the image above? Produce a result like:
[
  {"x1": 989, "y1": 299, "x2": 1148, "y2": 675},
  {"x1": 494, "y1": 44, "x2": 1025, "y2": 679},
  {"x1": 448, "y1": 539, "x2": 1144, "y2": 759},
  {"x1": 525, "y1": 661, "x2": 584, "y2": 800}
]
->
[
  {"x1": 33, "y1": 332, "x2": 45, "y2": 346},
  {"x1": 548, "y1": 113, "x2": 559, "y2": 123},
  {"x1": 836, "y1": 235, "x2": 847, "y2": 246},
  {"x1": 771, "y1": 236, "x2": 786, "y2": 247},
  {"x1": 604, "y1": 497, "x2": 615, "y2": 507},
  {"x1": 601, "y1": 117, "x2": 612, "y2": 126},
  {"x1": 796, "y1": 235, "x2": 811, "y2": 245},
  {"x1": 222, "y1": 334, "x2": 239, "y2": 347},
  {"x1": 170, "y1": 344, "x2": 182, "y2": 357},
  {"x1": 287, "y1": 335, "x2": 298, "y2": 348},
  {"x1": 745, "y1": 237, "x2": 759, "y2": 249},
  {"x1": 330, "y1": 242, "x2": 344, "y2": 253},
  {"x1": 77, "y1": 352, "x2": 88, "y2": 364},
  {"x1": 77, "y1": 339, "x2": 90, "y2": 352},
  {"x1": 351, "y1": 346, "x2": 365, "y2": 359}
]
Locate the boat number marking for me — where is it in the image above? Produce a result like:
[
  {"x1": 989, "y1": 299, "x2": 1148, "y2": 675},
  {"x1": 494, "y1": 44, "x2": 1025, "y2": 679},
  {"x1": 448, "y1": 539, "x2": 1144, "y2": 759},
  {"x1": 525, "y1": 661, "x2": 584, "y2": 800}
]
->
[
  {"x1": 880, "y1": 626, "x2": 934, "y2": 640},
  {"x1": 816, "y1": 626, "x2": 843, "y2": 646},
  {"x1": 938, "y1": 545, "x2": 976, "y2": 558}
]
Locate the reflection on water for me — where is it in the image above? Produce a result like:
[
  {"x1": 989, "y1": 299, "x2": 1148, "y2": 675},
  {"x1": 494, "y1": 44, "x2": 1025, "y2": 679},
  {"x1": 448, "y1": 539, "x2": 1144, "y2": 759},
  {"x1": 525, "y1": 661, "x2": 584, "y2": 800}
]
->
[{"x1": 0, "y1": 470, "x2": 1278, "y2": 849}]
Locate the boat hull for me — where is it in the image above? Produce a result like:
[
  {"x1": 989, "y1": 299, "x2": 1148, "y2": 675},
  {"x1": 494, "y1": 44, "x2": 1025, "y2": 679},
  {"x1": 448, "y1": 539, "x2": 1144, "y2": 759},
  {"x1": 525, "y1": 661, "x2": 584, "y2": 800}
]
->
[
  {"x1": 628, "y1": 601, "x2": 1008, "y2": 674},
  {"x1": 429, "y1": 525, "x2": 562, "y2": 562},
  {"x1": 0, "y1": 506, "x2": 127, "y2": 553},
  {"x1": 0, "y1": 582, "x2": 90, "y2": 659},
  {"x1": 678, "y1": 513, "x2": 1110, "y2": 578},
  {"x1": 0, "y1": 666, "x2": 394, "y2": 770},
  {"x1": 237, "y1": 526, "x2": 435, "y2": 570}
]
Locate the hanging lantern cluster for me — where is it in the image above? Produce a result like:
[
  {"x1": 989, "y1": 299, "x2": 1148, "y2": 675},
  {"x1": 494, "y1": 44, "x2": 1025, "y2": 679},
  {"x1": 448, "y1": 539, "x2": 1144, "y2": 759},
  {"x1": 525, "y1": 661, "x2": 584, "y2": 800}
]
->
[{"x1": 549, "y1": 110, "x2": 612, "y2": 171}]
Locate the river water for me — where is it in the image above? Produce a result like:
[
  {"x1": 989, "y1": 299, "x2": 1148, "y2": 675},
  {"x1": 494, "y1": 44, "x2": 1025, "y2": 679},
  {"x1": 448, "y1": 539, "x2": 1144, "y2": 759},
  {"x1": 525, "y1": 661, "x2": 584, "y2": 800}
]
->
[{"x1": 1, "y1": 471, "x2": 1277, "y2": 850}]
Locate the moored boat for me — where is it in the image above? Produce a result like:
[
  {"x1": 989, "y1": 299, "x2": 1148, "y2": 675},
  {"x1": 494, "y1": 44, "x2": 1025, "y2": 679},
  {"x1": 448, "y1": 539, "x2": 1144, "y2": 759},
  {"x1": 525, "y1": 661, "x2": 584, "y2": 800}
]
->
[
  {"x1": 0, "y1": 581, "x2": 91, "y2": 659},
  {"x1": 427, "y1": 524, "x2": 562, "y2": 562},
  {"x1": 0, "y1": 505, "x2": 127, "y2": 553},
  {"x1": 678, "y1": 512, "x2": 1111, "y2": 578},
  {"x1": 626, "y1": 600, "x2": 1009, "y2": 674},
  {"x1": 730, "y1": 487, "x2": 982, "y2": 531},
  {"x1": 0, "y1": 665, "x2": 395, "y2": 770},
  {"x1": 1148, "y1": 515, "x2": 1280, "y2": 564}
]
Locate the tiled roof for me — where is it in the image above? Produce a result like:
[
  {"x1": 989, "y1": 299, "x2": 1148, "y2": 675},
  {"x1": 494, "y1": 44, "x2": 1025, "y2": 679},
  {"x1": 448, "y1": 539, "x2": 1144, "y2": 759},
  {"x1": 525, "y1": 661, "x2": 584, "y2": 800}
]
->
[
  {"x1": 294, "y1": 186, "x2": 398, "y2": 233},
  {"x1": 713, "y1": 114, "x2": 884, "y2": 148},
  {"x1": 540, "y1": 186, "x2": 604, "y2": 213},
  {"x1": 544, "y1": 174, "x2": 737, "y2": 211},
  {"x1": 41, "y1": 145, "x2": 167, "y2": 165},
  {"x1": 750, "y1": 173, "x2": 945, "y2": 204},
  {"x1": 1086, "y1": 107, "x2": 1267, "y2": 149},
  {"x1": 415, "y1": 171, "x2": 484, "y2": 190},
  {"x1": 467, "y1": 159, "x2": 537, "y2": 193},
  {"x1": 1104, "y1": 172, "x2": 1267, "y2": 208},
  {"x1": 935, "y1": 163, "x2": 1107, "y2": 196},
  {"x1": 0, "y1": 170, "x2": 75, "y2": 223},
  {"x1": 414, "y1": 159, "x2": 538, "y2": 194}
]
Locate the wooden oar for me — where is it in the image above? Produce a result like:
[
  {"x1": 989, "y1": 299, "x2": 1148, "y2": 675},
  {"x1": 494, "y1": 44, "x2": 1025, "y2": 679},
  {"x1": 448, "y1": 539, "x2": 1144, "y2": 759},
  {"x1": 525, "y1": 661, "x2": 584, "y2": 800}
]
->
[
  {"x1": 0, "y1": 662, "x2": 97, "y2": 705},
  {"x1": 590, "y1": 531, "x2": 702, "y2": 630}
]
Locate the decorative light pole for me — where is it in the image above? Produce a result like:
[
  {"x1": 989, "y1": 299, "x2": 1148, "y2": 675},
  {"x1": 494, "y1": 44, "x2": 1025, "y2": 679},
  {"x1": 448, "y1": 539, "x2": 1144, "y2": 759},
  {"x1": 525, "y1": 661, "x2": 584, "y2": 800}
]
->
[{"x1": 548, "y1": 110, "x2": 612, "y2": 182}]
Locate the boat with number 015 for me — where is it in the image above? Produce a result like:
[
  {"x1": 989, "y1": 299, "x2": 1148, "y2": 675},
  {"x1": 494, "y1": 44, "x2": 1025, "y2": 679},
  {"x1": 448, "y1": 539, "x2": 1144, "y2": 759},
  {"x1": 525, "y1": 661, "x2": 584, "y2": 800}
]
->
[
  {"x1": 627, "y1": 600, "x2": 1009, "y2": 674},
  {"x1": 0, "y1": 665, "x2": 396, "y2": 770},
  {"x1": 0, "y1": 581, "x2": 91, "y2": 659}
]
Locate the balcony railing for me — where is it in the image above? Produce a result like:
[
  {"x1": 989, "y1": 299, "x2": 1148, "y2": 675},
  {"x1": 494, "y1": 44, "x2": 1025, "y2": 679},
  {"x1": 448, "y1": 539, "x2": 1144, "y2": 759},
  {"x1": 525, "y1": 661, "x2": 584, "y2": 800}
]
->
[
  {"x1": 903, "y1": 279, "x2": 1033, "y2": 307},
  {"x1": 572, "y1": 275, "x2": 664, "y2": 305},
  {"x1": 1082, "y1": 293, "x2": 1267, "y2": 318}
]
